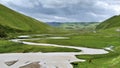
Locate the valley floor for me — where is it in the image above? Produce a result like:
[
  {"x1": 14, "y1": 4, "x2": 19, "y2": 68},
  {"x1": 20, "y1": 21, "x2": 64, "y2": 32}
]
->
[
  {"x1": 0, "y1": 34, "x2": 108, "y2": 68},
  {"x1": 0, "y1": 30, "x2": 120, "y2": 68}
]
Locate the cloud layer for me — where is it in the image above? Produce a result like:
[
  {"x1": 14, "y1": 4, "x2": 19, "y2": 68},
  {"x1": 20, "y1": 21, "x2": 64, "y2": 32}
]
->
[{"x1": 0, "y1": 0, "x2": 120, "y2": 22}]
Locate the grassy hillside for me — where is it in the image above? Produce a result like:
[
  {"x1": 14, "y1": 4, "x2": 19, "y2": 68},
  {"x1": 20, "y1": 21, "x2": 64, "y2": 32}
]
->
[
  {"x1": 0, "y1": 4, "x2": 52, "y2": 34},
  {"x1": 96, "y1": 15, "x2": 120, "y2": 30}
]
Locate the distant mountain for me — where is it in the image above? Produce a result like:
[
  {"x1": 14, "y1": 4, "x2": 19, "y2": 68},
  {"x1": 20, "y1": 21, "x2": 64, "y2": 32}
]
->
[
  {"x1": 96, "y1": 15, "x2": 120, "y2": 30},
  {"x1": 0, "y1": 4, "x2": 52, "y2": 34},
  {"x1": 47, "y1": 22, "x2": 62, "y2": 26}
]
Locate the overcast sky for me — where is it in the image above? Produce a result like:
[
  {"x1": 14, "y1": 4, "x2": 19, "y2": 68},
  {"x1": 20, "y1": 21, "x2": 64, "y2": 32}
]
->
[{"x1": 0, "y1": 0, "x2": 120, "y2": 22}]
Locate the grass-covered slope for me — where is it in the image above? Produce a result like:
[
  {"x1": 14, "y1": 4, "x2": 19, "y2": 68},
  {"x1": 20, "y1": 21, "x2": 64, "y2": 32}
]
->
[
  {"x1": 0, "y1": 4, "x2": 52, "y2": 33},
  {"x1": 96, "y1": 15, "x2": 120, "y2": 30}
]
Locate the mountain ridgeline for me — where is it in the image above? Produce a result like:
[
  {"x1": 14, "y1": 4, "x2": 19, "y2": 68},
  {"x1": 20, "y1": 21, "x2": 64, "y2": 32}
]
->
[
  {"x1": 0, "y1": 4, "x2": 53, "y2": 34},
  {"x1": 96, "y1": 15, "x2": 120, "y2": 30}
]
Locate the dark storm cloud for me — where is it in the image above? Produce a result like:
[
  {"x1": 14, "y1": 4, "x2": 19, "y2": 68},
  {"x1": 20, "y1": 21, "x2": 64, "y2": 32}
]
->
[{"x1": 0, "y1": 0, "x2": 120, "y2": 22}]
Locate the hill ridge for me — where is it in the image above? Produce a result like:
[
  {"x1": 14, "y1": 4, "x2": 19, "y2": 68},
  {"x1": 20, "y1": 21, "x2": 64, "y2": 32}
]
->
[
  {"x1": 96, "y1": 15, "x2": 120, "y2": 30},
  {"x1": 0, "y1": 4, "x2": 52, "y2": 33}
]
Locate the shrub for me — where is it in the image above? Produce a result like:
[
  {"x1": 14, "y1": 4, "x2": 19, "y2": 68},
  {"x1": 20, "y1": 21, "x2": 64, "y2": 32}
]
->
[{"x1": 0, "y1": 27, "x2": 7, "y2": 38}]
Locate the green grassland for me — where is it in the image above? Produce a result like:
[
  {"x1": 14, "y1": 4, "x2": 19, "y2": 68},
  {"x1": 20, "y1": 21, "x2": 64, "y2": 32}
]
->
[{"x1": 25, "y1": 32, "x2": 120, "y2": 49}]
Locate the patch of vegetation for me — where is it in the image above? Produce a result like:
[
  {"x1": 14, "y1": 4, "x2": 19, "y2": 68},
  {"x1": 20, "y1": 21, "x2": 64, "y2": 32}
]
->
[
  {"x1": 0, "y1": 26, "x2": 7, "y2": 38},
  {"x1": 72, "y1": 52, "x2": 120, "y2": 68}
]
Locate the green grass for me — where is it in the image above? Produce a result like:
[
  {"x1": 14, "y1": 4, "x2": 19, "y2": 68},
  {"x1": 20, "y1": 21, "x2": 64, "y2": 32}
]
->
[{"x1": 0, "y1": 40, "x2": 79, "y2": 53}]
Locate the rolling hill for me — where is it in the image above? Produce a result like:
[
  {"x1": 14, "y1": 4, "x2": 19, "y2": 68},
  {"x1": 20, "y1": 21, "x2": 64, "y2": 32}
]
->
[
  {"x1": 0, "y1": 4, "x2": 52, "y2": 34},
  {"x1": 96, "y1": 15, "x2": 120, "y2": 30}
]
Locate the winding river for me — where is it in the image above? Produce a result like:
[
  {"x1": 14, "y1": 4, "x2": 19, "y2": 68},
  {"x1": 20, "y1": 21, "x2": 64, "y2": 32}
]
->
[{"x1": 0, "y1": 34, "x2": 109, "y2": 68}]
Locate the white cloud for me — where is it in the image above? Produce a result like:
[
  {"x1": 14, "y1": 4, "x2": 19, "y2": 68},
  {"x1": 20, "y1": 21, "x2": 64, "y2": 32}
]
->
[
  {"x1": 0, "y1": 0, "x2": 34, "y2": 8},
  {"x1": 40, "y1": 0, "x2": 79, "y2": 8},
  {"x1": 0, "y1": 0, "x2": 120, "y2": 22},
  {"x1": 111, "y1": 5, "x2": 120, "y2": 15},
  {"x1": 95, "y1": 1, "x2": 109, "y2": 9}
]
